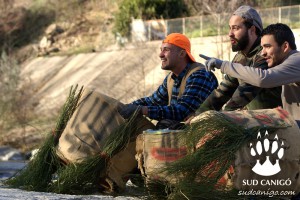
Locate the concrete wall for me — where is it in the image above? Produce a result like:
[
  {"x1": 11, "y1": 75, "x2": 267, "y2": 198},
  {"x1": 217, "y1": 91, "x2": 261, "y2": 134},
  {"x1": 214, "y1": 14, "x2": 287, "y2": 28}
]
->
[{"x1": 22, "y1": 29, "x2": 300, "y2": 116}]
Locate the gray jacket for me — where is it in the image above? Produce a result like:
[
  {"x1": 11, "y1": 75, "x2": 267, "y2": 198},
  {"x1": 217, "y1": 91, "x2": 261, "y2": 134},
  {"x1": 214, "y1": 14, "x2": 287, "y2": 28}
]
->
[{"x1": 221, "y1": 50, "x2": 300, "y2": 122}]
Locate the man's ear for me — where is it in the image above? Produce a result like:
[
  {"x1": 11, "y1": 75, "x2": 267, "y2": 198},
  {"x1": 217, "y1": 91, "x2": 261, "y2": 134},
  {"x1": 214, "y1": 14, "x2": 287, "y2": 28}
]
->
[
  {"x1": 250, "y1": 25, "x2": 256, "y2": 35},
  {"x1": 179, "y1": 50, "x2": 186, "y2": 58},
  {"x1": 281, "y1": 41, "x2": 290, "y2": 53}
]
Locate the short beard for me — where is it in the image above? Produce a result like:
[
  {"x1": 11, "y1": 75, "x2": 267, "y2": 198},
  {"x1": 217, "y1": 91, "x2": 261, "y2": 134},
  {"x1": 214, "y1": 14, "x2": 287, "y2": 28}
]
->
[{"x1": 231, "y1": 32, "x2": 249, "y2": 52}]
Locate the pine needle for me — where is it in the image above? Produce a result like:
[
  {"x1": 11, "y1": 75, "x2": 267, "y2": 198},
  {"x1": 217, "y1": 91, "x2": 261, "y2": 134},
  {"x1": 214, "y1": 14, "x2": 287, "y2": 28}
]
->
[
  {"x1": 5, "y1": 85, "x2": 83, "y2": 191},
  {"x1": 147, "y1": 111, "x2": 261, "y2": 199},
  {"x1": 50, "y1": 111, "x2": 145, "y2": 194},
  {"x1": 6, "y1": 87, "x2": 148, "y2": 195}
]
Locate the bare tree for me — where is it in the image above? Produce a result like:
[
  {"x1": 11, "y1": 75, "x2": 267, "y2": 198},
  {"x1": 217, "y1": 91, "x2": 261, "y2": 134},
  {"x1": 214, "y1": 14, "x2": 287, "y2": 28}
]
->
[{"x1": 184, "y1": 0, "x2": 252, "y2": 15}]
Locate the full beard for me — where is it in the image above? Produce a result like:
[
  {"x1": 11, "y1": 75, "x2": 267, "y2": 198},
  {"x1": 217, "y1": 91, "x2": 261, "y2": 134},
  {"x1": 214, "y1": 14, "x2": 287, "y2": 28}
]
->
[{"x1": 231, "y1": 33, "x2": 249, "y2": 52}]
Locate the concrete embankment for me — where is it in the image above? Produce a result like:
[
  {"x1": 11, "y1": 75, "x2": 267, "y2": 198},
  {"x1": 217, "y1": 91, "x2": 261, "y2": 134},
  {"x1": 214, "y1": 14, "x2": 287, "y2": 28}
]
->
[{"x1": 24, "y1": 29, "x2": 300, "y2": 117}]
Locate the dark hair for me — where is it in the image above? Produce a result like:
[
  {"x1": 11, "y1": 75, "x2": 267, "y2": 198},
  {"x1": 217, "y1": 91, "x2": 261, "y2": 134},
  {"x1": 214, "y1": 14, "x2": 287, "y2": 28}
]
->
[
  {"x1": 262, "y1": 23, "x2": 297, "y2": 50},
  {"x1": 244, "y1": 20, "x2": 261, "y2": 36}
]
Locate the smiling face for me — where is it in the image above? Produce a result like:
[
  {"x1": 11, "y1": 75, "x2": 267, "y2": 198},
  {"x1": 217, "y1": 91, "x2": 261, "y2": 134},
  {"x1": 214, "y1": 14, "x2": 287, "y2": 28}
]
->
[
  {"x1": 260, "y1": 34, "x2": 287, "y2": 68},
  {"x1": 159, "y1": 43, "x2": 182, "y2": 71},
  {"x1": 228, "y1": 15, "x2": 250, "y2": 52}
]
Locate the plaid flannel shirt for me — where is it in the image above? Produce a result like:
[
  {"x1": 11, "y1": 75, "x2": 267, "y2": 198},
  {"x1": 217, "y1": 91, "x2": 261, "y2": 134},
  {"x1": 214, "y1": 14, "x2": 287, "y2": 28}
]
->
[{"x1": 132, "y1": 65, "x2": 218, "y2": 121}]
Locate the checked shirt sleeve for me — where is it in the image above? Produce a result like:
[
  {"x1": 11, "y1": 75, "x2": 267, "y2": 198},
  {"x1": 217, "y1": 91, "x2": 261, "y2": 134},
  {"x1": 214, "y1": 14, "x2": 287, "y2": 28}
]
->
[
  {"x1": 141, "y1": 70, "x2": 218, "y2": 121},
  {"x1": 132, "y1": 76, "x2": 169, "y2": 107},
  {"x1": 199, "y1": 74, "x2": 240, "y2": 111}
]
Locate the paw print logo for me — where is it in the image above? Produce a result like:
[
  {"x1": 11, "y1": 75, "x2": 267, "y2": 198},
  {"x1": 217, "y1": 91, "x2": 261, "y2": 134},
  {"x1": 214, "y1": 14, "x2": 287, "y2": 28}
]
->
[{"x1": 249, "y1": 130, "x2": 284, "y2": 176}]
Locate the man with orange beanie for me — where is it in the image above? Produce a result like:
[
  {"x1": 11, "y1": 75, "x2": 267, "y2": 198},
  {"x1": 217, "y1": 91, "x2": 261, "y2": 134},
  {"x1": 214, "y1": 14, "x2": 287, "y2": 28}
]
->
[{"x1": 120, "y1": 33, "x2": 218, "y2": 127}]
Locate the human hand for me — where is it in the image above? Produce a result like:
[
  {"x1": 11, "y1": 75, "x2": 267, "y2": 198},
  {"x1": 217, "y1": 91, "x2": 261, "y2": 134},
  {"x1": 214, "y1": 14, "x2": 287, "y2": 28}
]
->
[
  {"x1": 184, "y1": 115, "x2": 195, "y2": 125},
  {"x1": 199, "y1": 54, "x2": 223, "y2": 72},
  {"x1": 119, "y1": 104, "x2": 142, "y2": 119}
]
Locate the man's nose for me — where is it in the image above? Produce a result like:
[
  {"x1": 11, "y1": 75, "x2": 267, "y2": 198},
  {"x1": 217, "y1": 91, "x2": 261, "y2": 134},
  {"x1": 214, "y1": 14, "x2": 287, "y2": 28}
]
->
[
  {"x1": 159, "y1": 51, "x2": 164, "y2": 58},
  {"x1": 261, "y1": 49, "x2": 267, "y2": 56},
  {"x1": 228, "y1": 29, "x2": 234, "y2": 37}
]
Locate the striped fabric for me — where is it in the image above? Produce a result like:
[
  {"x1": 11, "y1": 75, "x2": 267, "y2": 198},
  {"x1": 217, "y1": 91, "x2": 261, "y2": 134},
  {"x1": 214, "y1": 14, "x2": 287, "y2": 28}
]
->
[{"x1": 56, "y1": 88, "x2": 155, "y2": 190}]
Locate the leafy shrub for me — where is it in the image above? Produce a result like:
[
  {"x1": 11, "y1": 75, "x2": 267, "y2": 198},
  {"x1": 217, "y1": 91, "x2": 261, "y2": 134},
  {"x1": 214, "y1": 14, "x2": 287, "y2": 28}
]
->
[{"x1": 113, "y1": 0, "x2": 189, "y2": 38}]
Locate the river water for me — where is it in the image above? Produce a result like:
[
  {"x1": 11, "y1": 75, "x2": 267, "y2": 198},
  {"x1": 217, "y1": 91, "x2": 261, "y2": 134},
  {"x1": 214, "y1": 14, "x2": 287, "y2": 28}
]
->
[{"x1": 0, "y1": 146, "x2": 142, "y2": 200}]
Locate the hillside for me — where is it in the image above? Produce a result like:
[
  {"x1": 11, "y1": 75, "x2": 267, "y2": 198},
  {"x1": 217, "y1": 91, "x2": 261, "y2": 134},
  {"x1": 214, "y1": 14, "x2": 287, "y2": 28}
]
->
[
  {"x1": 0, "y1": 0, "x2": 121, "y2": 61},
  {"x1": 0, "y1": 0, "x2": 125, "y2": 151},
  {"x1": 2, "y1": 1, "x2": 300, "y2": 152}
]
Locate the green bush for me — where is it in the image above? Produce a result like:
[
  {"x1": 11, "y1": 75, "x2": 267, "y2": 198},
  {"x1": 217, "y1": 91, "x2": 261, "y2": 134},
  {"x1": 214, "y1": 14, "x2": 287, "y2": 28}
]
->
[{"x1": 113, "y1": 0, "x2": 189, "y2": 38}]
